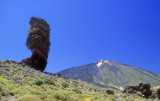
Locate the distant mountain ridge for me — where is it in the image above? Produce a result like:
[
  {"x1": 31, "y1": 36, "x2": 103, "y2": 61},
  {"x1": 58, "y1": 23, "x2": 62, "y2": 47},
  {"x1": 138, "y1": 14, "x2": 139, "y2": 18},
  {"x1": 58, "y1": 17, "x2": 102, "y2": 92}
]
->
[{"x1": 58, "y1": 60, "x2": 160, "y2": 89}]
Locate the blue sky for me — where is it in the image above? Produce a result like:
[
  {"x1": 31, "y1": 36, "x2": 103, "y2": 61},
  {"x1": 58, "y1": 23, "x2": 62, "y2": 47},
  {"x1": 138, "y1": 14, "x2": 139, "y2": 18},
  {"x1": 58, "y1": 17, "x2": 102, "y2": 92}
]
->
[{"x1": 0, "y1": 0, "x2": 160, "y2": 74}]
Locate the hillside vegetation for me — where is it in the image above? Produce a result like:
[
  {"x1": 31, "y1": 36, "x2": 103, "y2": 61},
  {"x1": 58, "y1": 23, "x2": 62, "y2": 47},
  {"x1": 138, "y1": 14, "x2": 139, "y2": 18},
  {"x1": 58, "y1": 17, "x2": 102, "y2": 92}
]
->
[{"x1": 0, "y1": 60, "x2": 159, "y2": 101}]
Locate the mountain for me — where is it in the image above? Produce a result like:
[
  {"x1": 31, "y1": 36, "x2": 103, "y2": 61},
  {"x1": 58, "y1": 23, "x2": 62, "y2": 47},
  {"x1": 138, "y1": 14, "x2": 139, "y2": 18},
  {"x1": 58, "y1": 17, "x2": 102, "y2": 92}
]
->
[
  {"x1": 1, "y1": 60, "x2": 159, "y2": 100},
  {"x1": 58, "y1": 59, "x2": 160, "y2": 89}
]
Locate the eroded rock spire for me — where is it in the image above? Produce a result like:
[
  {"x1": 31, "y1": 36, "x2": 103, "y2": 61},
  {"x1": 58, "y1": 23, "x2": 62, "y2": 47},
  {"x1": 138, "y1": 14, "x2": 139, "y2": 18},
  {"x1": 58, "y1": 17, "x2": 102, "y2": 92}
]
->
[{"x1": 22, "y1": 17, "x2": 50, "y2": 71}]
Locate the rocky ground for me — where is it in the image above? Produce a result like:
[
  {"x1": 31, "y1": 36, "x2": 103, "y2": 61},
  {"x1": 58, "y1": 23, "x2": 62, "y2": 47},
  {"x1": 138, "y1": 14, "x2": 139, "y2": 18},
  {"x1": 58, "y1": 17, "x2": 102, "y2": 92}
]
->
[{"x1": 0, "y1": 60, "x2": 159, "y2": 101}]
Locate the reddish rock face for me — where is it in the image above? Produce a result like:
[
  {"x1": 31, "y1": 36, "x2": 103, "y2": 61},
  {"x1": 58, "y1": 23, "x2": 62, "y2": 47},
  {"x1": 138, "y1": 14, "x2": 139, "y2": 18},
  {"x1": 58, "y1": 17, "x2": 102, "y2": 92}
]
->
[{"x1": 22, "y1": 17, "x2": 50, "y2": 71}]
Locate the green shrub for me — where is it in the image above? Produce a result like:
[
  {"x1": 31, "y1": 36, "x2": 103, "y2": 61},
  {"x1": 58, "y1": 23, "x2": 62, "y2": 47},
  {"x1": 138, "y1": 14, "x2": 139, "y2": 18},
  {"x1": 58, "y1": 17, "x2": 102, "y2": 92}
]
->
[
  {"x1": 9, "y1": 92, "x2": 14, "y2": 96},
  {"x1": 54, "y1": 92, "x2": 73, "y2": 101},
  {"x1": 16, "y1": 94, "x2": 41, "y2": 101},
  {"x1": 62, "y1": 82, "x2": 68, "y2": 88},
  {"x1": 0, "y1": 86, "x2": 3, "y2": 92},
  {"x1": 3, "y1": 60, "x2": 10, "y2": 64},
  {"x1": 0, "y1": 79, "x2": 17, "y2": 96},
  {"x1": 29, "y1": 79, "x2": 43, "y2": 86},
  {"x1": 44, "y1": 78, "x2": 55, "y2": 85},
  {"x1": 72, "y1": 81, "x2": 79, "y2": 86},
  {"x1": 1, "y1": 90, "x2": 8, "y2": 96},
  {"x1": 0, "y1": 77, "x2": 6, "y2": 82},
  {"x1": 72, "y1": 89, "x2": 82, "y2": 94},
  {"x1": 54, "y1": 93, "x2": 61, "y2": 100}
]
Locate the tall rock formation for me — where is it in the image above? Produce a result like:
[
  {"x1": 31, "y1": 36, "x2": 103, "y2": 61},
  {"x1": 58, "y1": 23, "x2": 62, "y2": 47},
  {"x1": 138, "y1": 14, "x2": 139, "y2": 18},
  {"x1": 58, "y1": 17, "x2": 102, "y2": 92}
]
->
[{"x1": 22, "y1": 17, "x2": 50, "y2": 71}]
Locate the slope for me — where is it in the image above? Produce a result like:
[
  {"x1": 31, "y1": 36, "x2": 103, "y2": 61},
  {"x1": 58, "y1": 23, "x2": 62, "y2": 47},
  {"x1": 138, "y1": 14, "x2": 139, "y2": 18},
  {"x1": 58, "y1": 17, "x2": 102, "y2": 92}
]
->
[{"x1": 58, "y1": 60, "x2": 160, "y2": 89}]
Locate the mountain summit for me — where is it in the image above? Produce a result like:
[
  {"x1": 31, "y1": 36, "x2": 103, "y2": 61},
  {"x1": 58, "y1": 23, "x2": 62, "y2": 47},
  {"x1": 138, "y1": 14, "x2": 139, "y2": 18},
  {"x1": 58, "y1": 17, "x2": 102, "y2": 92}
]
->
[{"x1": 58, "y1": 60, "x2": 160, "y2": 89}]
